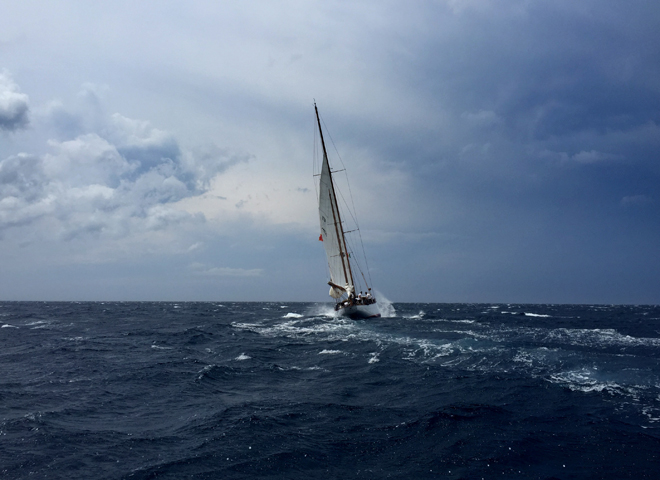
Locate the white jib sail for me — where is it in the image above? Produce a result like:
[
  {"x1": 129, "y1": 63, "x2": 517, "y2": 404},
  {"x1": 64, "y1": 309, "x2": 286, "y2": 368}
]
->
[{"x1": 318, "y1": 150, "x2": 353, "y2": 296}]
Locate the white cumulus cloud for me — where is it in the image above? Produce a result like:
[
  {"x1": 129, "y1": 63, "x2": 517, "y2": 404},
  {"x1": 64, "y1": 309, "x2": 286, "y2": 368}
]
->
[
  {"x1": 0, "y1": 71, "x2": 29, "y2": 131},
  {"x1": 0, "y1": 81, "x2": 245, "y2": 246}
]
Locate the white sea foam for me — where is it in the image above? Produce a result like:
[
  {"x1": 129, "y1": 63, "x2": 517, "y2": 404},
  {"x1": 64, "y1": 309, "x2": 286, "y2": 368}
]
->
[
  {"x1": 235, "y1": 353, "x2": 251, "y2": 361},
  {"x1": 289, "y1": 365, "x2": 325, "y2": 371},
  {"x1": 524, "y1": 313, "x2": 551, "y2": 317},
  {"x1": 306, "y1": 304, "x2": 340, "y2": 318},
  {"x1": 482, "y1": 324, "x2": 660, "y2": 350},
  {"x1": 282, "y1": 313, "x2": 304, "y2": 319},
  {"x1": 233, "y1": 316, "x2": 353, "y2": 340},
  {"x1": 233, "y1": 308, "x2": 660, "y2": 410},
  {"x1": 549, "y1": 372, "x2": 627, "y2": 395},
  {"x1": 512, "y1": 351, "x2": 534, "y2": 366},
  {"x1": 642, "y1": 406, "x2": 660, "y2": 423},
  {"x1": 405, "y1": 311, "x2": 425, "y2": 320},
  {"x1": 197, "y1": 364, "x2": 216, "y2": 380},
  {"x1": 374, "y1": 290, "x2": 396, "y2": 318},
  {"x1": 151, "y1": 344, "x2": 172, "y2": 350},
  {"x1": 1, "y1": 324, "x2": 18, "y2": 328}
]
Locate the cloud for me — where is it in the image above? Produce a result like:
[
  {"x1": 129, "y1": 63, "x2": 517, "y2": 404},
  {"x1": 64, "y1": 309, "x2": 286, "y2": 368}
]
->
[
  {"x1": 621, "y1": 195, "x2": 653, "y2": 207},
  {"x1": 571, "y1": 150, "x2": 620, "y2": 164},
  {"x1": 0, "y1": 81, "x2": 245, "y2": 245},
  {"x1": 189, "y1": 262, "x2": 264, "y2": 277},
  {"x1": 0, "y1": 71, "x2": 29, "y2": 131},
  {"x1": 538, "y1": 149, "x2": 622, "y2": 165}
]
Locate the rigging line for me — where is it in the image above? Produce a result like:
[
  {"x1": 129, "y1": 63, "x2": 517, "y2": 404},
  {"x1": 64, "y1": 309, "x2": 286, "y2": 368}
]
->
[
  {"x1": 357, "y1": 225, "x2": 373, "y2": 289},
  {"x1": 341, "y1": 234, "x2": 367, "y2": 292}
]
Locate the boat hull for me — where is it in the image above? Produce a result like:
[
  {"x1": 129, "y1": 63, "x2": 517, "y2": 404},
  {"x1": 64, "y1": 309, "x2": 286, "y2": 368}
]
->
[{"x1": 338, "y1": 302, "x2": 381, "y2": 320}]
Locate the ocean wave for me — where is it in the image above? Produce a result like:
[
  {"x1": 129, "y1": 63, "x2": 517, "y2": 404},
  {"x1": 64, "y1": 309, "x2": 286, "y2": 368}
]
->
[{"x1": 547, "y1": 368, "x2": 642, "y2": 397}]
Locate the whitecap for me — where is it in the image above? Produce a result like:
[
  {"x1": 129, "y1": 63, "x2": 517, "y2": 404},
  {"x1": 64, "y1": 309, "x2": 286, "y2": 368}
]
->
[
  {"x1": 1, "y1": 324, "x2": 18, "y2": 328},
  {"x1": 319, "y1": 349, "x2": 342, "y2": 355},
  {"x1": 642, "y1": 406, "x2": 660, "y2": 423},
  {"x1": 283, "y1": 313, "x2": 304, "y2": 319},
  {"x1": 197, "y1": 364, "x2": 216, "y2": 380},
  {"x1": 235, "y1": 353, "x2": 251, "y2": 361},
  {"x1": 547, "y1": 369, "x2": 641, "y2": 398},
  {"x1": 524, "y1": 313, "x2": 551, "y2": 318}
]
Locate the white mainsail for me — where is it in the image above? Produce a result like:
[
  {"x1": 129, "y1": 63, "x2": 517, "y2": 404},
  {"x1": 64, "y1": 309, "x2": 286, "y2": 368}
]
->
[
  {"x1": 316, "y1": 107, "x2": 354, "y2": 298},
  {"x1": 318, "y1": 143, "x2": 353, "y2": 296}
]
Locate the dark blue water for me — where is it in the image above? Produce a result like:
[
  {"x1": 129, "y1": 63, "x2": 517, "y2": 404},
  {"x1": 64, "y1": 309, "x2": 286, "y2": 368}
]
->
[{"x1": 1, "y1": 302, "x2": 659, "y2": 479}]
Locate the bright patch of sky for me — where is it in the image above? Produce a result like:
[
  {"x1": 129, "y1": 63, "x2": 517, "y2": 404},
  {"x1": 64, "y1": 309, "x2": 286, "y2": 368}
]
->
[{"x1": 1, "y1": 1, "x2": 659, "y2": 303}]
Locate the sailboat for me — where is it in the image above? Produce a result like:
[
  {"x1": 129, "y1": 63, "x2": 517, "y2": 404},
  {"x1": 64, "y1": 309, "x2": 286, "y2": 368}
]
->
[{"x1": 314, "y1": 103, "x2": 381, "y2": 319}]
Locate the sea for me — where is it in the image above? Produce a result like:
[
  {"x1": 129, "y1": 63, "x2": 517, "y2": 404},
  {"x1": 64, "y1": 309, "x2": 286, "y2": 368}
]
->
[{"x1": 1, "y1": 301, "x2": 659, "y2": 479}]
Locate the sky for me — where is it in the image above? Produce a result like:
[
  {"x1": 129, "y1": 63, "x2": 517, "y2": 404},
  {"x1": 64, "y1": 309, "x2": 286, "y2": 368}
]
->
[{"x1": 1, "y1": 0, "x2": 659, "y2": 303}]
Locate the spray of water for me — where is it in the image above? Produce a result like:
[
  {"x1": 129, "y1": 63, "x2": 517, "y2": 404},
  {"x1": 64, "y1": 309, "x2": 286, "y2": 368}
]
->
[
  {"x1": 306, "y1": 303, "x2": 340, "y2": 319},
  {"x1": 374, "y1": 290, "x2": 396, "y2": 318}
]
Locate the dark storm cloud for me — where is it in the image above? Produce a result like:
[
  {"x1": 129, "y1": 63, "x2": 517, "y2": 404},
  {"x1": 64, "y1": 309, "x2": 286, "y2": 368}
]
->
[
  {"x1": 0, "y1": 72, "x2": 29, "y2": 131},
  {"x1": 372, "y1": 2, "x2": 658, "y2": 152},
  {"x1": 334, "y1": 1, "x2": 660, "y2": 302},
  {"x1": 353, "y1": 1, "x2": 660, "y2": 187}
]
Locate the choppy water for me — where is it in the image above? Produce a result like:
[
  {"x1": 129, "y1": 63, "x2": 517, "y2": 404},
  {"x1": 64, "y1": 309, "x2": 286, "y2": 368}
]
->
[{"x1": 1, "y1": 301, "x2": 659, "y2": 479}]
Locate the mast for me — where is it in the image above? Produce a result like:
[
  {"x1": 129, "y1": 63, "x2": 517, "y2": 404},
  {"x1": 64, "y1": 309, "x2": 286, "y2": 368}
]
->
[{"x1": 315, "y1": 103, "x2": 355, "y2": 289}]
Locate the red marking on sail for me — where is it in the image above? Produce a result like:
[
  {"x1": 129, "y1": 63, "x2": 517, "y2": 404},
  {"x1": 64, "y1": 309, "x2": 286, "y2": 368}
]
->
[{"x1": 319, "y1": 234, "x2": 323, "y2": 241}]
